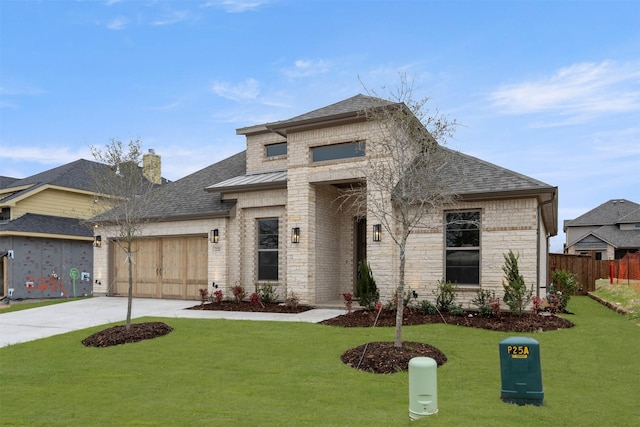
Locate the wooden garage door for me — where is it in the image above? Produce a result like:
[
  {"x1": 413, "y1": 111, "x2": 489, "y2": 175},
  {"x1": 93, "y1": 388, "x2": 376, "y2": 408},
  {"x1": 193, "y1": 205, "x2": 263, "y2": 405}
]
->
[{"x1": 112, "y1": 236, "x2": 207, "y2": 300}]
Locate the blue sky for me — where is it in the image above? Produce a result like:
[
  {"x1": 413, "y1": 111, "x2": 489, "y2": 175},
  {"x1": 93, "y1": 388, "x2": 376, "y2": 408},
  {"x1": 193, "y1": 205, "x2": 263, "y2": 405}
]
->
[{"x1": 1, "y1": 0, "x2": 639, "y2": 252}]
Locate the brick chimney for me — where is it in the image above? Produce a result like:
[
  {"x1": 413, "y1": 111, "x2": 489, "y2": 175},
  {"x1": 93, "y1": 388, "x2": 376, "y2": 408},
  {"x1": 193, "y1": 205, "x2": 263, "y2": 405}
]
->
[{"x1": 142, "y1": 149, "x2": 162, "y2": 185}]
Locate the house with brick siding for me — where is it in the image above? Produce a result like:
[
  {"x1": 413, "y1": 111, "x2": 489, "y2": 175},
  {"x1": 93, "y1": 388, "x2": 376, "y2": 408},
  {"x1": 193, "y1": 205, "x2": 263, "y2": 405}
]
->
[{"x1": 92, "y1": 95, "x2": 558, "y2": 307}]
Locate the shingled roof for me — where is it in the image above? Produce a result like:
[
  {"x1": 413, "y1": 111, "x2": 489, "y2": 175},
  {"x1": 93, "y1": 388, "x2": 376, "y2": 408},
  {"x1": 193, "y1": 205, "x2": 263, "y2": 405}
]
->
[
  {"x1": 564, "y1": 199, "x2": 640, "y2": 228},
  {"x1": 0, "y1": 213, "x2": 92, "y2": 238},
  {"x1": 94, "y1": 151, "x2": 247, "y2": 222}
]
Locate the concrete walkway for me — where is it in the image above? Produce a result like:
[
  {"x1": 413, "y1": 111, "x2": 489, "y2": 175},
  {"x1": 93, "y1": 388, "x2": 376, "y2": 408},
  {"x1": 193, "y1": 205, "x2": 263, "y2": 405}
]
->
[{"x1": 0, "y1": 296, "x2": 344, "y2": 348}]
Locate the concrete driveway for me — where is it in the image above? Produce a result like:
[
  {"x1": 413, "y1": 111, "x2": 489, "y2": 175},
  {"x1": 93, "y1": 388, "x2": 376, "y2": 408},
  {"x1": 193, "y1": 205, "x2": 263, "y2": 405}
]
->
[{"x1": 0, "y1": 296, "x2": 343, "y2": 348}]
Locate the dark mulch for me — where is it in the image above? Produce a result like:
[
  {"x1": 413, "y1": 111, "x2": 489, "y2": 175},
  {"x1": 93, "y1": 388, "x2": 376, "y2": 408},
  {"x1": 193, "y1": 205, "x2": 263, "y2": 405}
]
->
[
  {"x1": 82, "y1": 322, "x2": 173, "y2": 348},
  {"x1": 320, "y1": 308, "x2": 574, "y2": 332},
  {"x1": 187, "y1": 301, "x2": 313, "y2": 313},
  {"x1": 325, "y1": 308, "x2": 573, "y2": 374},
  {"x1": 81, "y1": 304, "x2": 574, "y2": 375},
  {"x1": 342, "y1": 341, "x2": 447, "y2": 374}
]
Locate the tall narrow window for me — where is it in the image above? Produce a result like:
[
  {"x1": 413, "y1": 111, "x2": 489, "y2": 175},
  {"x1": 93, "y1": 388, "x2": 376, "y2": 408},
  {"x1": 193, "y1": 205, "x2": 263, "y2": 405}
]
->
[
  {"x1": 445, "y1": 211, "x2": 480, "y2": 285},
  {"x1": 257, "y1": 218, "x2": 279, "y2": 281}
]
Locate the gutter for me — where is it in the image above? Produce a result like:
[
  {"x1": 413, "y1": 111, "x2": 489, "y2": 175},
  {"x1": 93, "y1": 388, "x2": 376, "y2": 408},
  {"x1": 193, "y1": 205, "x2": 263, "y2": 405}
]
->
[{"x1": 536, "y1": 189, "x2": 557, "y2": 297}]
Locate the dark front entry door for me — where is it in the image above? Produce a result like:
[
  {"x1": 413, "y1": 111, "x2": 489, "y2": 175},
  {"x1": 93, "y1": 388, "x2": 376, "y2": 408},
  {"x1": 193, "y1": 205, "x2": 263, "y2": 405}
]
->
[{"x1": 354, "y1": 217, "x2": 367, "y2": 293}]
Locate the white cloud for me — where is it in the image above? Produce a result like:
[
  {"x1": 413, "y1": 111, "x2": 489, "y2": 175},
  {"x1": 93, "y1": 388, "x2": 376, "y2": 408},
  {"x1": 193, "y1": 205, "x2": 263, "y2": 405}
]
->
[
  {"x1": 106, "y1": 16, "x2": 129, "y2": 30},
  {"x1": 283, "y1": 59, "x2": 330, "y2": 78},
  {"x1": 200, "y1": 0, "x2": 269, "y2": 13},
  {"x1": 151, "y1": 10, "x2": 190, "y2": 26},
  {"x1": 490, "y1": 61, "x2": 640, "y2": 121},
  {"x1": 1, "y1": 146, "x2": 92, "y2": 166},
  {"x1": 211, "y1": 78, "x2": 260, "y2": 101}
]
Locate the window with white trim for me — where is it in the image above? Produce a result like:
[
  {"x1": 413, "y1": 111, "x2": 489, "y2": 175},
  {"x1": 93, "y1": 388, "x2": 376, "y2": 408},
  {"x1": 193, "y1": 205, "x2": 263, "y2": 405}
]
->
[
  {"x1": 257, "y1": 218, "x2": 279, "y2": 281},
  {"x1": 445, "y1": 210, "x2": 480, "y2": 285}
]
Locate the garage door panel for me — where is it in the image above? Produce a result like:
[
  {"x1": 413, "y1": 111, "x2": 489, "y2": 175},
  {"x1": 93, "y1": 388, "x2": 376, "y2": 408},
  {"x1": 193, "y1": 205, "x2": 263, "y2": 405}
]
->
[{"x1": 110, "y1": 235, "x2": 207, "y2": 300}]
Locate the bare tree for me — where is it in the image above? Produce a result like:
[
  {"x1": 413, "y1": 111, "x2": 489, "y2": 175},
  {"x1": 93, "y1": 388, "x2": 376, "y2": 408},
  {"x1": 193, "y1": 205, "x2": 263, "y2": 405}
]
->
[
  {"x1": 341, "y1": 76, "x2": 460, "y2": 347},
  {"x1": 90, "y1": 138, "x2": 161, "y2": 330}
]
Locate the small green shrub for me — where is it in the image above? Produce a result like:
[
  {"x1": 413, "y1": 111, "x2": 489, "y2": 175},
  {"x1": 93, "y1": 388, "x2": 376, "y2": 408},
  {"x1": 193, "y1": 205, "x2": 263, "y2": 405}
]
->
[
  {"x1": 433, "y1": 280, "x2": 458, "y2": 312},
  {"x1": 448, "y1": 303, "x2": 465, "y2": 316},
  {"x1": 255, "y1": 282, "x2": 278, "y2": 304},
  {"x1": 419, "y1": 299, "x2": 438, "y2": 315},
  {"x1": 501, "y1": 250, "x2": 533, "y2": 316},
  {"x1": 356, "y1": 260, "x2": 379, "y2": 310},
  {"x1": 471, "y1": 289, "x2": 496, "y2": 317},
  {"x1": 551, "y1": 269, "x2": 579, "y2": 312}
]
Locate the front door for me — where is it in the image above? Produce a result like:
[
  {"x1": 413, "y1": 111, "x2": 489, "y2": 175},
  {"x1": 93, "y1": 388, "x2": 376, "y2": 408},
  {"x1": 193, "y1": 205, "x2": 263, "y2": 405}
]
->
[{"x1": 354, "y1": 217, "x2": 367, "y2": 294}]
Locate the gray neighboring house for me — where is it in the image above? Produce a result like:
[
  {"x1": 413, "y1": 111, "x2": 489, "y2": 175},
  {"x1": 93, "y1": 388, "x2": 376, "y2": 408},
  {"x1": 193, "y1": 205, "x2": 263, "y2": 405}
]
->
[
  {"x1": 564, "y1": 199, "x2": 640, "y2": 260},
  {"x1": 93, "y1": 94, "x2": 558, "y2": 307},
  {"x1": 0, "y1": 152, "x2": 164, "y2": 300}
]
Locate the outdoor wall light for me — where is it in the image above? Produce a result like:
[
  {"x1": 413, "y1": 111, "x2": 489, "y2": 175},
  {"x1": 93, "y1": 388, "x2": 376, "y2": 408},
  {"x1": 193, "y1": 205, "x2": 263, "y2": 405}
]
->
[
  {"x1": 373, "y1": 224, "x2": 382, "y2": 242},
  {"x1": 210, "y1": 229, "x2": 219, "y2": 244},
  {"x1": 94, "y1": 235, "x2": 102, "y2": 248},
  {"x1": 291, "y1": 227, "x2": 300, "y2": 243}
]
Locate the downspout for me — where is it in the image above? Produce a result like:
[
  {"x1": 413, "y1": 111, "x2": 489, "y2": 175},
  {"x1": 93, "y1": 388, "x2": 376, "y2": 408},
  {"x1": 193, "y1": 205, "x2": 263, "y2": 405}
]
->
[{"x1": 536, "y1": 191, "x2": 556, "y2": 298}]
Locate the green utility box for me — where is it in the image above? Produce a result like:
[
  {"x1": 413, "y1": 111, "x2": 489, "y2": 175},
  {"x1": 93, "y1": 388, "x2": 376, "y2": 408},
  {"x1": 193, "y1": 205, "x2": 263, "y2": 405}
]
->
[{"x1": 499, "y1": 337, "x2": 544, "y2": 406}]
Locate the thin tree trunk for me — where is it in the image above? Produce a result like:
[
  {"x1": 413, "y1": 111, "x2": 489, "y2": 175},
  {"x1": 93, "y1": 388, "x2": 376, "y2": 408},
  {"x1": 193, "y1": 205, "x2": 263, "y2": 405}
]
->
[
  {"x1": 394, "y1": 233, "x2": 408, "y2": 347},
  {"x1": 126, "y1": 242, "x2": 133, "y2": 331}
]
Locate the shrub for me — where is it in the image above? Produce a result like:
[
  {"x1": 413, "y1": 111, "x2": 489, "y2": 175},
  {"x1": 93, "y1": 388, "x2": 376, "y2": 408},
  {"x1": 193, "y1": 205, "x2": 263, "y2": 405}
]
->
[
  {"x1": 491, "y1": 296, "x2": 501, "y2": 317},
  {"x1": 342, "y1": 292, "x2": 353, "y2": 313},
  {"x1": 198, "y1": 288, "x2": 209, "y2": 306},
  {"x1": 501, "y1": 250, "x2": 533, "y2": 316},
  {"x1": 249, "y1": 292, "x2": 264, "y2": 307},
  {"x1": 211, "y1": 289, "x2": 224, "y2": 304},
  {"x1": 232, "y1": 285, "x2": 245, "y2": 303},
  {"x1": 356, "y1": 260, "x2": 379, "y2": 310},
  {"x1": 472, "y1": 289, "x2": 496, "y2": 317},
  {"x1": 433, "y1": 280, "x2": 458, "y2": 313},
  {"x1": 448, "y1": 303, "x2": 465, "y2": 316},
  {"x1": 255, "y1": 283, "x2": 278, "y2": 304},
  {"x1": 419, "y1": 299, "x2": 438, "y2": 315},
  {"x1": 284, "y1": 291, "x2": 299, "y2": 310},
  {"x1": 551, "y1": 269, "x2": 579, "y2": 312}
]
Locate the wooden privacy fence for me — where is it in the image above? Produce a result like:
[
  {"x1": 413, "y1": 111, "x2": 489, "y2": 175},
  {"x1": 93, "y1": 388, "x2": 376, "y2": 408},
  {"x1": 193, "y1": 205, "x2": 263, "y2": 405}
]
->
[{"x1": 548, "y1": 253, "x2": 610, "y2": 295}]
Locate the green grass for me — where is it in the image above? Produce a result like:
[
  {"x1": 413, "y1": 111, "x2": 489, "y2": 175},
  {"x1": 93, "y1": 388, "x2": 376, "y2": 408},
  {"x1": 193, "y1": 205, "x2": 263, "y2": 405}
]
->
[
  {"x1": 1, "y1": 296, "x2": 638, "y2": 426},
  {"x1": 0, "y1": 297, "x2": 91, "y2": 313}
]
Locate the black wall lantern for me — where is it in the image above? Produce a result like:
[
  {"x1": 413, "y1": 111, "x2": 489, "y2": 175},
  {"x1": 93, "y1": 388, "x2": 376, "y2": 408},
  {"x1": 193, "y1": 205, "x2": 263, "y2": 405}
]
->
[
  {"x1": 291, "y1": 227, "x2": 300, "y2": 243},
  {"x1": 94, "y1": 235, "x2": 102, "y2": 247},
  {"x1": 210, "y1": 229, "x2": 219, "y2": 244},
  {"x1": 373, "y1": 224, "x2": 382, "y2": 242}
]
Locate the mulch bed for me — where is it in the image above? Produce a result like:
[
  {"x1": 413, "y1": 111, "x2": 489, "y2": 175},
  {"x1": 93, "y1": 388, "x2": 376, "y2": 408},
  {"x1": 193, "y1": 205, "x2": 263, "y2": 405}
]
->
[
  {"x1": 323, "y1": 308, "x2": 573, "y2": 374},
  {"x1": 81, "y1": 304, "x2": 574, "y2": 375},
  {"x1": 187, "y1": 301, "x2": 313, "y2": 313},
  {"x1": 320, "y1": 308, "x2": 574, "y2": 332},
  {"x1": 82, "y1": 322, "x2": 173, "y2": 348}
]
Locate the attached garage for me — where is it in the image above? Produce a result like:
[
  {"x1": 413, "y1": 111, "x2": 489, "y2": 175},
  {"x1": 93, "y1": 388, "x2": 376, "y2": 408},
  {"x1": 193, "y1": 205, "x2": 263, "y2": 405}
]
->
[{"x1": 111, "y1": 235, "x2": 208, "y2": 299}]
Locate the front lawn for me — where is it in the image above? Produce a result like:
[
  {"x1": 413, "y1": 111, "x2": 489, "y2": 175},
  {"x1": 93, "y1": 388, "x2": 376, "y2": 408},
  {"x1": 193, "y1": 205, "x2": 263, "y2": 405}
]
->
[{"x1": 1, "y1": 296, "x2": 638, "y2": 426}]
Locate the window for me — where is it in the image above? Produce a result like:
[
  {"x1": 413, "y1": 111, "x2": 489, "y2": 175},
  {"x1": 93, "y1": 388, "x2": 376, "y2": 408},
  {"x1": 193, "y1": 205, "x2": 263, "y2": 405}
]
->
[
  {"x1": 311, "y1": 141, "x2": 365, "y2": 162},
  {"x1": 257, "y1": 218, "x2": 279, "y2": 281},
  {"x1": 266, "y1": 142, "x2": 287, "y2": 157},
  {"x1": 0, "y1": 207, "x2": 9, "y2": 221},
  {"x1": 445, "y1": 211, "x2": 480, "y2": 285}
]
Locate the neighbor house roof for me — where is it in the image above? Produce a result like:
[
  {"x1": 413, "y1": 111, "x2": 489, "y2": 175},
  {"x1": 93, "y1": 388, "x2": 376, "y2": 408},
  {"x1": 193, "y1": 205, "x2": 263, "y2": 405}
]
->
[
  {"x1": 565, "y1": 199, "x2": 640, "y2": 249},
  {"x1": 0, "y1": 213, "x2": 92, "y2": 239},
  {"x1": 564, "y1": 199, "x2": 640, "y2": 228},
  {"x1": 93, "y1": 151, "x2": 247, "y2": 222}
]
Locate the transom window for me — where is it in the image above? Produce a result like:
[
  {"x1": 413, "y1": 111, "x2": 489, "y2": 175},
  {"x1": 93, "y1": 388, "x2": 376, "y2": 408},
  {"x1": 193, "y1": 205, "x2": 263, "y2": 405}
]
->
[
  {"x1": 266, "y1": 142, "x2": 287, "y2": 157},
  {"x1": 311, "y1": 141, "x2": 365, "y2": 162},
  {"x1": 445, "y1": 210, "x2": 480, "y2": 286},
  {"x1": 257, "y1": 218, "x2": 279, "y2": 281}
]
